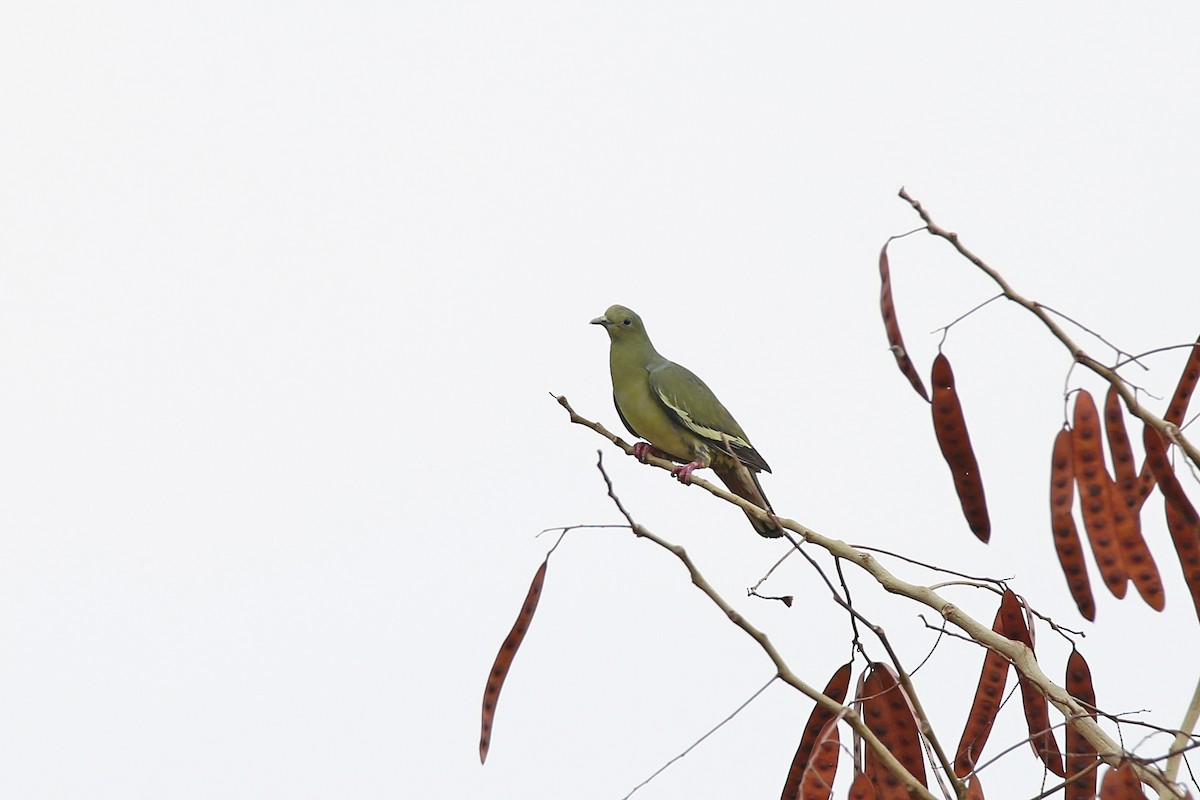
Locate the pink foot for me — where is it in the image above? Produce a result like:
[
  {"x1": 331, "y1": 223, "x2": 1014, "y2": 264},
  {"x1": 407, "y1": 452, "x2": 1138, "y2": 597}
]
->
[
  {"x1": 670, "y1": 460, "x2": 705, "y2": 485},
  {"x1": 632, "y1": 442, "x2": 666, "y2": 463}
]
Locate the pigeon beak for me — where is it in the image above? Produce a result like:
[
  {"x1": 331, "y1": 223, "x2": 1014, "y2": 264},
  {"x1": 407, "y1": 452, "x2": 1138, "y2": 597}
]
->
[{"x1": 589, "y1": 315, "x2": 609, "y2": 326}]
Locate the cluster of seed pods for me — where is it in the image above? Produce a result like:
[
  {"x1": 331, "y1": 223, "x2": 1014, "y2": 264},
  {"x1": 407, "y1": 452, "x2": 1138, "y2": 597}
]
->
[
  {"x1": 952, "y1": 592, "x2": 1116, "y2": 792},
  {"x1": 1045, "y1": 337, "x2": 1200, "y2": 622}
]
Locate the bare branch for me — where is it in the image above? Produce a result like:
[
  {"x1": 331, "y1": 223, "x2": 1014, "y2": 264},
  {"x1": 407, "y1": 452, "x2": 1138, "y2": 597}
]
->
[
  {"x1": 592, "y1": 451, "x2": 941, "y2": 800},
  {"x1": 558, "y1": 395, "x2": 1181, "y2": 797},
  {"x1": 1163, "y1": 674, "x2": 1200, "y2": 798},
  {"x1": 896, "y1": 188, "x2": 1200, "y2": 472}
]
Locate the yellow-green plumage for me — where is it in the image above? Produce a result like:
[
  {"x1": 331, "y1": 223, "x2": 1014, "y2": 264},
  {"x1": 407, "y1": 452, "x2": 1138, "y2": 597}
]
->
[{"x1": 591, "y1": 304, "x2": 780, "y2": 537}]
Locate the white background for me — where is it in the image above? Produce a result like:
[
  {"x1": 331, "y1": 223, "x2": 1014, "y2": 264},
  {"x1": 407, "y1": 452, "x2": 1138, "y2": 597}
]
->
[{"x1": 2, "y1": 3, "x2": 1198, "y2": 798}]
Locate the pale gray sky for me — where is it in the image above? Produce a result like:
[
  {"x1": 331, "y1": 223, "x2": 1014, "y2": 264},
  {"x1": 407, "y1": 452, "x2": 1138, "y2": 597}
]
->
[{"x1": 2, "y1": 3, "x2": 1198, "y2": 798}]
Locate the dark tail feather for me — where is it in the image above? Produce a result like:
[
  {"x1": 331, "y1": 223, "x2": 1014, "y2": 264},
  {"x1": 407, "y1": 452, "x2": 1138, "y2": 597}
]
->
[{"x1": 716, "y1": 467, "x2": 782, "y2": 538}]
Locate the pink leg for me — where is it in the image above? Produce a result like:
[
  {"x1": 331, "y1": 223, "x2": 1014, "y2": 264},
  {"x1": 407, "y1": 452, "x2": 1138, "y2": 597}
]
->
[
  {"x1": 632, "y1": 442, "x2": 667, "y2": 463},
  {"x1": 670, "y1": 460, "x2": 705, "y2": 485}
]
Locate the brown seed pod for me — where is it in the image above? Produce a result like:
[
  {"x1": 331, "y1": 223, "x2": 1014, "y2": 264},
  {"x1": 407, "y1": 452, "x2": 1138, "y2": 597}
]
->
[
  {"x1": 1132, "y1": 338, "x2": 1200, "y2": 511},
  {"x1": 479, "y1": 558, "x2": 548, "y2": 764},
  {"x1": 860, "y1": 663, "x2": 927, "y2": 798},
  {"x1": 1133, "y1": 459, "x2": 1158, "y2": 514},
  {"x1": 954, "y1": 601, "x2": 1011, "y2": 777},
  {"x1": 1166, "y1": 501, "x2": 1200, "y2": 623},
  {"x1": 1104, "y1": 386, "x2": 1138, "y2": 489},
  {"x1": 1109, "y1": 479, "x2": 1164, "y2": 610},
  {"x1": 1099, "y1": 761, "x2": 1144, "y2": 799},
  {"x1": 781, "y1": 663, "x2": 852, "y2": 800},
  {"x1": 1072, "y1": 391, "x2": 1128, "y2": 598},
  {"x1": 798, "y1": 721, "x2": 840, "y2": 800},
  {"x1": 1165, "y1": 336, "x2": 1200, "y2": 427},
  {"x1": 1142, "y1": 425, "x2": 1199, "y2": 519},
  {"x1": 879, "y1": 242, "x2": 930, "y2": 402},
  {"x1": 931, "y1": 353, "x2": 991, "y2": 542},
  {"x1": 1065, "y1": 650, "x2": 1098, "y2": 800},
  {"x1": 1049, "y1": 428, "x2": 1096, "y2": 620},
  {"x1": 1103, "y1": 387, "x2": 1164, "y2": 610},
  {"x1": 999, "y1": 591, "x2": 1066, "y2": 777},
  {"x1": 966, "y1": 776, "x2": 986, "y2": 800},
  {"x1": 848, "y1": 771, "x2": 877, "y2": 800},
  {"x1": 1143, "y1": 424, "x2": 1200, "y2": 621}
]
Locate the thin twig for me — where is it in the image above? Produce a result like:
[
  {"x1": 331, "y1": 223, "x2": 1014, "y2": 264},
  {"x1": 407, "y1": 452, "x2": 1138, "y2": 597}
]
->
[
  {"x1": 1038, "y1": 303, "x2": 1150, "y2": 371},
  {"x1": 620, "y1": 676, "x2": 778, "y2": 799}
]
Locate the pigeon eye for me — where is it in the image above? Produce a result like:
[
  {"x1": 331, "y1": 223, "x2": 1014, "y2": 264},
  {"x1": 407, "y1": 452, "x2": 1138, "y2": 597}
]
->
[{"x1": 622, "y1": 318, "x2": 632, "y2": 326}]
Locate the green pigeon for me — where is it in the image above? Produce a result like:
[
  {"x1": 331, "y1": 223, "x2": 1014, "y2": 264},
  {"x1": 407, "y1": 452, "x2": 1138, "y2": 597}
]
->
[{"x1": 591, "y1": 304, "x2": 781, "y2": 537}]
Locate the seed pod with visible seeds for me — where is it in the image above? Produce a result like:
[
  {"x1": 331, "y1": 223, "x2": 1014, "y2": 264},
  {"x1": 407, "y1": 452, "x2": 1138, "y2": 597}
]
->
[
  {"x1": 848, "y1": 772, "x2": 877, "y2": 800},
  {"x1": 1109, "y1": 479, "x2": 1164, "y2": 610},
  {"x1": 480, "y1": 559, "x2": 548, "y2": 764},
  {"x1": 781, "y1": 663, "x2": 851, "y2": 800},
  {"x1": 1103, "y1": 387, "x2": 1164, "y2": 609},
  {"x1": 1049, "y1": 428, "x2": 1096, "y2": 620},
  {"x1": 954, "y1": 601, "x2": 1011, "y2": 776},
  {"x1": 1104, "y1": 386, "x2": 1137, "y2": 490},
  {"x1": 1142, "y1": 424, "x2": 1199, "y2": 521},
  {"x1": 1143, "y1": 424, "x2": 1200, "y2": 622},
  {"x1": 878, "y1": 242, "x2": 929, "y2": 401},
  {"x1": 860, "y1": 663, "x2": 927, "y2": 799},
  {"x1": 1065, "y1": 650, "x2": 1098, "y2": 800},
  {"x1": 1131, "y1": 339, "x2": 1200, "y2": 512},
  {"x1": 798, "y1": 722, "x2": 839, "y2": 800},
  {"x1": 999, "y1": 591, "x2": 1066, "y2": 777},
  {"x1": 1165, "y1": 336, "x2": 1200, "y2": 427},
  {"x1": 1166, "y1": 502, "x2": 1200, "y2": 623},
  {"x1": 1072, "y1": 391, "x2": 1127, "y2": 598},
  {"x1": 931, "y1": 353, "x2": 991, "y2": 542}
]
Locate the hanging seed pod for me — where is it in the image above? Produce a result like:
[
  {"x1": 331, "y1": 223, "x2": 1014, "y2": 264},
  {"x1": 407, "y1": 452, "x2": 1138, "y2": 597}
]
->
[
  {"x1": 1165, "y1": 335, "x2": 1200, "y2": 427},
  {"x1": 1104, "y1": 386, "x2": 1138, "y2": 490},
  {"x1": 1065, "y1": 650, "x2": 1098, "y2": 800},
  {"x1": 1142, "y1": 424, "x2": 1199, "y2": 520},
  {"x1": 861, "y1": 663, "x2": 927, "y2": 799},
  {"x1": 848, "y1": 771, "x2": 877, "y2": 800},
  {"x1": 798, "y1": 722, "x2": 840, "y2": 800},
  {"x1": 1166, "y1": 502, "x2": 1200, "y2": 623},
  {"x1": 931, "y1": 353, "x2": 991, "y2": 542},
  {"x1": 1072, "y1": 391, "x2": 1128, "y2": 598},
  {"x1": 1143, "y1": 424, "x2": 1200, "y2": 621},
  {"x1": 1109, "y1": 479, "x2": 1164, "y2": 610},
  {"x1": 1132, "y1": 339, "x2": 1200, "y2": 511},
  {"x1": 879, "y1": 242, "x2": 930, "y2": 401},
  {"x1": 1099, "y1": 761, "x2": 1144, "y2": 799},
  {"x1": 1133, "y1": 460, "x2": 1158, "y2": 514},
  {"x1": 1049, "y1": 428, "x2": 1096, "y2": 620},
  {"x1": 480, "y1": 559, "x2": 549, "y2": 764},
  {"x1": 954, "y1": 601, "x2": 1011, "y2": 777},
  {"x1": 999, "y1": 591, "x2": 1066, "y2": 778},
  {"x1": 781, "y1": 663, "x2": 852, "y2": 800},
  {"x1": 1103, "y1": 387, "x2": 1164, "y2": 610},
  {"x1": 966, "y1": 776, "x2": 986, "y2": 800}
]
